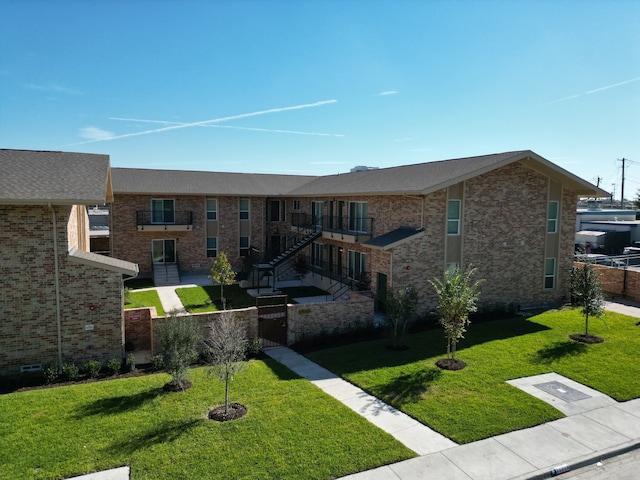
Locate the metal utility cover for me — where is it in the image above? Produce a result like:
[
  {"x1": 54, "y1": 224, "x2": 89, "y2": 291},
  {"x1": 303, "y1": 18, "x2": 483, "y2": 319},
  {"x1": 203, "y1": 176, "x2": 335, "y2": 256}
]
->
[{"x1": 534, "y1": 381, "x2": 592, "y2": 402}]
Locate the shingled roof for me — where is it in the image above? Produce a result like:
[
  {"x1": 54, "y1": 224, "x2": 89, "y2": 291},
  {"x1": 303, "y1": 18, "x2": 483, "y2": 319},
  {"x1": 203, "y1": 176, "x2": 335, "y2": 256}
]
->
[
  {"x1": 111, "y1": 167, "x2": 317, "y2": 196},
  {"x1": 287, "y1": 150, "x2": 609, "y2": 197},
  {"x1": 0, "y1": 149, "x2": 113, "y2": 204}
]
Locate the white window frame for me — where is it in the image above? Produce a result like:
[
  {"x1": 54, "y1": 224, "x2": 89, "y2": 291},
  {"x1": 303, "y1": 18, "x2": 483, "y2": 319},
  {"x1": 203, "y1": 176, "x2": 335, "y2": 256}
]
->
[
  {"x1": 240, "y1": 236, "x2": 250, "y2": 257},
  {"x1": 544, "y1": 257, "x2": 556, "y2": 290},
  {"x1": 447, "y1": 199, "x2": 461, "y2": 235},
  {"x1": 312, "y1": 242, "x2": 324, "y2": 268},
  {"x1": 348, "y1": 201, "x2": 368, "y2": 232},
  {"x1": 347, "y1": 250, "x2": 366, "y2": 280},
  {"x1": 206, "y1": 198, "x2": 217, "y2": 221},
  {"x1": 547, "y1": 201, "x2": 559, "y2": 233},
  {"x1": 151, "y1": 199, "x2": 175, "y2": 224},
  {"x1": 239, "y1": 198, "x2": 250, "y2": 220},
  {"x1": 206, "y1": 237, "x2": 218, "y2": 258},
  {"x1": 293, "y1": 200, "x2": 301, "y2": 210}
]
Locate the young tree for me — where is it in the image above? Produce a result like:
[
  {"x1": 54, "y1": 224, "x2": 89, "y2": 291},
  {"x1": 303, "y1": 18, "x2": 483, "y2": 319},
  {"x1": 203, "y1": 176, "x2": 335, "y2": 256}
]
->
[
  {"x1": 156, "y1": 311, "x2": 202, "y2": 390},
  {"x1": 429, "y1": 266, "x2": 483, "y2": 365},
  {"x1": 211, "y1": 251, "x2": 236, "y2": 309},
  {"x1": 384, "y1": 286, "x2": 418, "y2": 350},
  {"x1": 569, "y1": 262, "x2": 605, "y2": 342},
  {"x1": 206, "y1": 311, "x2": 248, "y2": 416}
]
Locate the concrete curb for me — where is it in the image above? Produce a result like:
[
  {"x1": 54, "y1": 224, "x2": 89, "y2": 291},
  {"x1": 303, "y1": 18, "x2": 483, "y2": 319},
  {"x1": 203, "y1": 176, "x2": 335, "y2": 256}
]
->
[{"x1": 511, "y1": 440, "x2": 640, "y2": 480}]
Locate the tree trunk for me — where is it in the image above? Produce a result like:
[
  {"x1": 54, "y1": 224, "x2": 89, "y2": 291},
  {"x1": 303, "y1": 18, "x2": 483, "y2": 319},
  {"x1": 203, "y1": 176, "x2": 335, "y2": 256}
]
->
[
  {"x1": 451, "y1": 340, "x2": 457, "y2": 360},
  {"x1": 224, "y1": 377, "x2": 230, "y2": 414},
  {"x1": 585, "y1": 312, "x2": 590, "y2": 337}
]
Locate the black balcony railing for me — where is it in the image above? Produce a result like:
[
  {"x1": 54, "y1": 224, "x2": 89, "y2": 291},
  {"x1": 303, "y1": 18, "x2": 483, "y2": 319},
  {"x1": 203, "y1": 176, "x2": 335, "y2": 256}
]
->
[
  {"x1": 136, "y1": 211, "x2": 193, "y2": 226},
  {"x1": 291, "y1": 212, "x2": 374, "y2": 241}
]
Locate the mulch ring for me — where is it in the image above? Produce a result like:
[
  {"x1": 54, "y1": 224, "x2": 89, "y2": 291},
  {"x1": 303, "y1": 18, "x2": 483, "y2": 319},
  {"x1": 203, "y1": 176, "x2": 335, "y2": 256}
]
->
[
  {"x1": 569, "y1": 334, "x2": 604, "y2": 344},
  {"x1": 208, "y1": 403, "x2": 247, "y2": 422},
  {"x1": 162, "y1": 380, "x2": 193, "y2": 392},
  {"x1": 436, "y1": 358, "x2": 467, "y2": 370}
]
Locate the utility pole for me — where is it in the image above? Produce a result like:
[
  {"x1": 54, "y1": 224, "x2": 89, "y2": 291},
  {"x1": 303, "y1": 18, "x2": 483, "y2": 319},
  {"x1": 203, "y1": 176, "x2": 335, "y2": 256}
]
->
[{"x1": 619, "y1": 158, "x2": 627, "y2": 209}]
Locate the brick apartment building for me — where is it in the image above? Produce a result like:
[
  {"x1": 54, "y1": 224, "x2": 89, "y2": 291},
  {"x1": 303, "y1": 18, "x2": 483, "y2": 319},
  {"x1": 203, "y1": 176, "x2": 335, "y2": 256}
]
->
[
  {"x1": 110, "y1": 150, "x2": 606, "y2": 312},
  {"x1": 0, "y1": 150, "x2": 137, "y2": 376}
]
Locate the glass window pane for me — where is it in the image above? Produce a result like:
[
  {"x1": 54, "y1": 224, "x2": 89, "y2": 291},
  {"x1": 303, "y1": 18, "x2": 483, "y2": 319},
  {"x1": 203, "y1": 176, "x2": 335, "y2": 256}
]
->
[{"x1": 447, "y1": 200, "x2": 460, "y2": 220}]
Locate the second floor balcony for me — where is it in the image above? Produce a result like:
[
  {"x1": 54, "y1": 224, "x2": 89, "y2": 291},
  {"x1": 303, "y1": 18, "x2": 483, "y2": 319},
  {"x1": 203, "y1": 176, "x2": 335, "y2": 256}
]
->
[
  {"x1": 136, "y1": 210, "x2": 193, "y2": 231},
  {"x1": 291, "y1": 212, "x2": 374, "y2": 242}
]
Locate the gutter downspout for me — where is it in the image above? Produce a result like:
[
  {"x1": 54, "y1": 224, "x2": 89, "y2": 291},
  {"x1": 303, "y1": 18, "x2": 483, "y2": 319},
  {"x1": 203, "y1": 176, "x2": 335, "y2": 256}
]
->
[{"x1": 49, "y1": 203, "x2": 63, "y2": 370}]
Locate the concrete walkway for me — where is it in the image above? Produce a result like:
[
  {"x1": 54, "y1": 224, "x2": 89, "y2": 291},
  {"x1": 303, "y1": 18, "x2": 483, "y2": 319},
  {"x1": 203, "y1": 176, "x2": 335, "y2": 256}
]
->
[{"x1": 263, "y1": 346, "x2": 457, "y2": 456}]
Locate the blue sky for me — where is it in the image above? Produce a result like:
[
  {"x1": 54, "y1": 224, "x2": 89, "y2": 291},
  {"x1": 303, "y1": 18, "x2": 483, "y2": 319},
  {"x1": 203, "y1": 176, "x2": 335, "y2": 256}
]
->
[{"x1": 1, "y1": 1, "x2": 638, "y2": 195}]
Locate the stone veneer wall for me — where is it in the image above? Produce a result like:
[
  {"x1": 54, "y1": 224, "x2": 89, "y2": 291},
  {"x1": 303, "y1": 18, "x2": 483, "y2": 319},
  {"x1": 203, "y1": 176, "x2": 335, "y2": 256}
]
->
[{"x1": 1, "y1": 204, "x2": 126, "y2": 375}]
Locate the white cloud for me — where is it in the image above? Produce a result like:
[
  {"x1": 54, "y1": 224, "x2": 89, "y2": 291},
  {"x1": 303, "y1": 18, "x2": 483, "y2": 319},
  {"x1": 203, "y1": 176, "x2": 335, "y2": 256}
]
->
[
  {"x1": 80, "y1": 126, "x2": 114, "y2": 141},
  {"x1": 23, "y1": 83, "x2": 83, "y2": 95},
  {"x1": 376, "y1": 91, "x2": 398, "y2": 96},
  {"x1": 394, "y1": 137, "x2": 413, "y2": 143}
]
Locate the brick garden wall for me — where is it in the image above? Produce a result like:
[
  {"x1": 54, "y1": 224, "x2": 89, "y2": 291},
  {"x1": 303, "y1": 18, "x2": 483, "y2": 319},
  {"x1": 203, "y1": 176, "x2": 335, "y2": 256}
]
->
[
  {"x1": 574, "y1": 261, "x2": 640, "y2": 301},
  {"x1": 125, "y1": 294, "x2": 374, "y2": 354}
]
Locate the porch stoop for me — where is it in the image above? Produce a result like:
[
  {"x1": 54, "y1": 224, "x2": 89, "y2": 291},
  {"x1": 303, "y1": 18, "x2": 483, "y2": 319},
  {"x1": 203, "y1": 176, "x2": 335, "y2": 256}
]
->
[{"x1": 153, "y1": 263, "x2": 180, "y2": 287}]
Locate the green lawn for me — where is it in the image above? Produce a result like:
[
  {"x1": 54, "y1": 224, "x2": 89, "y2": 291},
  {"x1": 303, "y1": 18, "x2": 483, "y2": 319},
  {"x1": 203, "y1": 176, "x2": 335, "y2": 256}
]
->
[
  {"x1": 305, "y1": 307, "x2": 640, "y2": 444},
  {"x1": 176, "y1": 284, "x2": 256, "y2": 312},
  {"x1": 124, "y1": 290, "x2": 165, "y2": 316},
  {"x1": 0, "y1": 361, "x2": 414, "y2": 480}
]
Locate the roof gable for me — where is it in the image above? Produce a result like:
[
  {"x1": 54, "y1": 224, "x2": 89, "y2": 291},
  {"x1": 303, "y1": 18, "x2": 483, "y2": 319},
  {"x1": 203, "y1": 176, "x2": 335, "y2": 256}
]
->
[{"x1": 0, "y1": 149, "x2": 112, "y2": 205}]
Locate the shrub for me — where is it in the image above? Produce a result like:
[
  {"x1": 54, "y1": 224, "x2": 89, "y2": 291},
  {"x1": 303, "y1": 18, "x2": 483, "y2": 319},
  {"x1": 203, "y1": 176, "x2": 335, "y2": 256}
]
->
[
  {"x1": 156, "y1": 312, "x2": 202, "y2": 389},
  {"x1": 43, "y1": 363, "x2": 59, "y2": 384},
  {"x1": 61, "y1": 362, "x2": 80, "y2": 381},
  {"x1": 247, "y1": 337, "x2": 263, "y2": 358},
  {"x1": 84, "y1": 360, "x2": 102, "y2": 378},
  {"x1": 126, "y1": 353, "x2": 136, "y2": 372},
  {"x1": 106, "y1": 358, "x2": 122, "y2": 376},
  {"x1": 150, "y1": 354, "x2": 165, "y2": 371}
]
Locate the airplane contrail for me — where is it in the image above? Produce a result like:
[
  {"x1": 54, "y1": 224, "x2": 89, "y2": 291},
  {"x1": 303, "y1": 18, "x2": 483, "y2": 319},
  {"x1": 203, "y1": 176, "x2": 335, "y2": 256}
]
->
[{"x1": 66, "y1": 99, "x2": 338, "y2": 146}]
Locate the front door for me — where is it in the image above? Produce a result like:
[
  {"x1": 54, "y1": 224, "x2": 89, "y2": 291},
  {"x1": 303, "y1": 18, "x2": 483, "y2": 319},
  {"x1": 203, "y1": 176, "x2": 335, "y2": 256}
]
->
[{"x1": 152, "y1": 239, "x2": 176, "y2": 263}]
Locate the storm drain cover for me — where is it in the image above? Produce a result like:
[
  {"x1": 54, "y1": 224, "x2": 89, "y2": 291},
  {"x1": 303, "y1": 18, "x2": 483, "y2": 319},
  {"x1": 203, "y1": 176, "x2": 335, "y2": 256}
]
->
[{"x1": 534, "y1": 381, "x2": 591, "y2": 402}]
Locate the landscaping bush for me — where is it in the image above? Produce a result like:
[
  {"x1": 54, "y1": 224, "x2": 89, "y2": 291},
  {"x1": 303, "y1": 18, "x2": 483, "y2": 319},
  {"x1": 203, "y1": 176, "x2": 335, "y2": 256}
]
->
[
  {"x1": 83, "y1": 360, "x2": 102, "y2": 378},
  {"x1": 150, "y1": 354, "x2": 165, "y2": 371},
  {"x1": 43, "y1": 363, "x2": 59, "y2": 384},
  {"x1": 61, "y1": 362, "x2": 80, "y2": 381},
  {"x1": 126, "y1": 353, "x2": 136, "y2": 372},
  {"x1": 106, "y1": 358, "x2": 122, "y2": 376}
]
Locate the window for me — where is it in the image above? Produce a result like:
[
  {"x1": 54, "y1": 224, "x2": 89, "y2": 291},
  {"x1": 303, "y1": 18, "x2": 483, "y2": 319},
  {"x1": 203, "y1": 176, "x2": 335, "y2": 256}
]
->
[
  {"x1": 268, "y1": 199, "x2": 286, "y2": 222},
  {"x1": 239, "y1": 198, "x2": 249, "y2": 220},
  {"x1": 544, "y1": 258, "x2": 556, "y2": 290},
  {"x1": 312, "y1": 201, "x2": 323, "y2": 228},
  {"x1": 447, "y1": 199, "x2": 461, "y2": 235},
  {"x1": 206, "y1": 237, "x2": 218, "y2": 258},
  {"x1": 446, "y1": 262, "x2": 459, "y2": 273},
  {"x1": 349, "y1": 201, "x2": 368, "y2": 232},
  {"x1": 293, "y1": 200, "x2": 301, "y2": 210},
  {"x1": 206, "y1": 198, "x2": 217, "y2": 220},
  {"x1": 547, "y1": 201, "x2": 559, "y2": 233},
  {"x1": 348, "y1": 250, "x2": 366, "y2": 280},
  {"x1": 151, "y1": 199, "x2": 175, "y2": 224},
  {"x1": 240, "y1": 236, "x2": 250, "y2": 257},
  {"x1": 312, "y1": 242, "x2": 324, "y2": 268}
]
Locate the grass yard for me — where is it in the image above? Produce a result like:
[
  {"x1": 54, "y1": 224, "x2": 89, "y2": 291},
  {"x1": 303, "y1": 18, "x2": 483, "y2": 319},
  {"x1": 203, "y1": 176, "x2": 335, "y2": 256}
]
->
[
  {"x1": 124, "y1": 290, "x2": 165, "y2": 316},
  {"x1": 305, "y1": 307, "x2": 640, "y2": 444},
  {"x1": 176, "y1": 284, "x2": 256, "y2": 312},
  {"x1": 0, "y1": 360, "x2": 414, "y2": 480}
]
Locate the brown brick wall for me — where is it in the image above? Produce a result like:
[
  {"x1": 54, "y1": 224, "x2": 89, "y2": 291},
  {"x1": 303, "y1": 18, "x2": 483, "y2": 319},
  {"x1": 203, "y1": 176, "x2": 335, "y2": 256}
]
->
[
  {"x1": 1, "y1": 204, "x2": 126, "y2": 376},
  {"x1": 111, "y1": 194, "x2": 267, "y2": 275}
]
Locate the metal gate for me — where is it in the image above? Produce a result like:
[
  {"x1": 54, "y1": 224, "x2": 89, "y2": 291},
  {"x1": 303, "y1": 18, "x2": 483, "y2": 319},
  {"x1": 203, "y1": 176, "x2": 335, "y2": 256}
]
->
[{"x1": 257, "y1": 295, "x2": 288, "y2": 347}]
